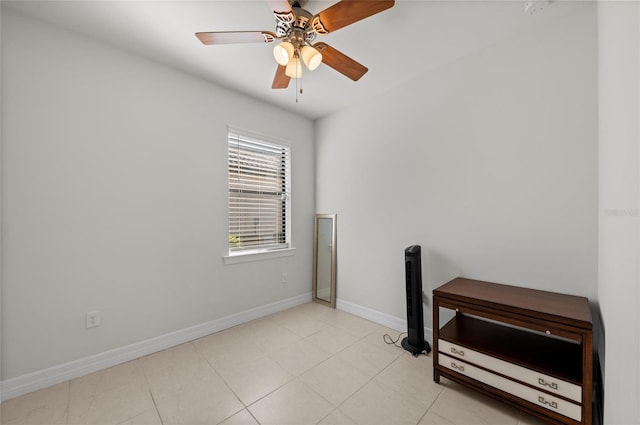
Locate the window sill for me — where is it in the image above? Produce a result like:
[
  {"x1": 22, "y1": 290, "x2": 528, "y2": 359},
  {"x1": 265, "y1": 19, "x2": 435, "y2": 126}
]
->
[{"x1": 223, "y1": 247, "x2": 296, "y2": 265}]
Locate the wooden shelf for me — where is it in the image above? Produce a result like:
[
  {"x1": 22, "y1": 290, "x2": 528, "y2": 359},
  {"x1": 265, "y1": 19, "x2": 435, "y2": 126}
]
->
[{"x1": 439, "y1": 314, "x2": 583, "y2": 385}]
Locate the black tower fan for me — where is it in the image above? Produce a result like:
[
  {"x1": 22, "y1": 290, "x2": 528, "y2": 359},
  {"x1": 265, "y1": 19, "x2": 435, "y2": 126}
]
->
[{"x1": 402, "y1": 245, "x2": 432, "y2": 356}]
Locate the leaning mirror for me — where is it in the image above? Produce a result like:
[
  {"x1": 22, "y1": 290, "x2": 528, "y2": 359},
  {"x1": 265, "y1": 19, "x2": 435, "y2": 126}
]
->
[{"x1": 313, "y1": 214, "x2": 337, "y2": 308}]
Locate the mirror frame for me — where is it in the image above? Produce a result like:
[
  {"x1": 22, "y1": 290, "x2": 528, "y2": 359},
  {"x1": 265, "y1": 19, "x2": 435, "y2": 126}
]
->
[{"x1": 312, "y1": 213, "x2": 337, "y2": 308}]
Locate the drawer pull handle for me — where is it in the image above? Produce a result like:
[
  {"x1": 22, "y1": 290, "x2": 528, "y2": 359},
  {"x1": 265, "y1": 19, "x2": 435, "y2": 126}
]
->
[
  {"x1": 450, "y1": 347, "x2": 465, "y2": 356},
  {"x1": 451, "y1": 362, "x2": 465, "y2": 372},
  {"x1": 538, "y1": 378, "x2": 558, "y2": 390},
  {"x1": 538, "y1": 396, "x2": 558, "y2": 409}
]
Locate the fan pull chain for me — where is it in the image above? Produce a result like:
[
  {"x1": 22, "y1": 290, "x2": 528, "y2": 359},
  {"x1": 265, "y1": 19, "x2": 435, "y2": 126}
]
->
[{"x1": 295, "y1": 72, "x2": 303, "y2": 102}]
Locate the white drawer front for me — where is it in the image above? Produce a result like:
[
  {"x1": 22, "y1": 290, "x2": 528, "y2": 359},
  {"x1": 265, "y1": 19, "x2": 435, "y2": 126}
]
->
[
  {"x1": 439, "y1": 354, "x2": 582, "y2": 422},
  {"x1": 438, "y1": 339, "x2": 582, "y2": 403}
]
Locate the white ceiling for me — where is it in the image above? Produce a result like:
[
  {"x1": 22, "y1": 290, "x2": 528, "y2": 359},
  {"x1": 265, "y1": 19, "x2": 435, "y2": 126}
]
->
[{"x1": 3, "y1": 0, "x2": 586, "y2": 120}]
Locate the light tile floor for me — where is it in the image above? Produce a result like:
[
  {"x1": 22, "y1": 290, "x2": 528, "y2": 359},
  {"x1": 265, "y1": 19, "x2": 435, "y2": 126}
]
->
[{"x1": 1, "y1": 303, "x2": 549, "y2": 425}]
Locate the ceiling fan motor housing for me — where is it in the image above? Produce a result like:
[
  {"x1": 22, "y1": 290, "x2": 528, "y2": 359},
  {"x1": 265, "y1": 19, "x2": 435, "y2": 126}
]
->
[{"x1": 276, "y1": 2, "x2": 317, "y2": 44}]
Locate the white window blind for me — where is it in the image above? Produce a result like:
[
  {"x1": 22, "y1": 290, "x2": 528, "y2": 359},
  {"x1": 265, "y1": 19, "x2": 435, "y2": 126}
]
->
[{"x1": 228, "y1": 129, "x2": 291, "y2": 254}]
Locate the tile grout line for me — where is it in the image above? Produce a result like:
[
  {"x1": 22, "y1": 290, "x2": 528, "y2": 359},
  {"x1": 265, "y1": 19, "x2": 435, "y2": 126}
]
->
[
  {"x1": 414, "y1": 375, "x2": 444, "y2": 425},
  {"x1": 256, "y1": 308, "x2": 382, "y2": 424},
  {"x1": 65, "y1": 379, "x2": 71, "y2": 425},
  {"x1": 141, "y1": 367, "x2": 165, "y2": 425},
  {"x1": 203, "y1": 311, "x2": 327, "y2": 424},
  {"x1": 194, "y1": 343, "x2": 251, "y2": 424},
  {"x1": 313, "y1": 327, "x2": 408, "y2": 424}
]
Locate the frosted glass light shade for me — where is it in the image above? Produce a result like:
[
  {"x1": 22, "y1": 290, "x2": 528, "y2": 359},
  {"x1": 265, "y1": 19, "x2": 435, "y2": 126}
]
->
[
  {"x1": 300, "y1": 45, "x2": 323, "y2": 71},
  {"x1": 285, "y1": 57, "x2": 302, "y2": 78},
  {"x1": 273, "y1": 42, "x2": 294, "y2": 66}
]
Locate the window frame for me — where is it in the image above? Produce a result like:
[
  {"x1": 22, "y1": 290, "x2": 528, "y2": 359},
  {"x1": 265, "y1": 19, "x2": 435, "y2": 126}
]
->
[{"x1": 224, "y1": 127, "x2": 294, "y2": 264}]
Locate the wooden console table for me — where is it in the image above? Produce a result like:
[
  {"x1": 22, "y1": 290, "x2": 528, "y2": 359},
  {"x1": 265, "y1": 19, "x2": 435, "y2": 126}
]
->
[{"x1": 433, "y1": 278, "x2": 592, "y2": 425}]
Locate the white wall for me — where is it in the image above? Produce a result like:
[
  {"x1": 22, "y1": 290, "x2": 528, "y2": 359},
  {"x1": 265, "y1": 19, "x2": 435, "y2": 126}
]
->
[
  {"x1": 316, "y1": 4, "x2": 598, "y2": 332},
  {"x1": 1, "y1": 8, "x2": 315, "y2": 381},
  {"x1": 0, "y1": 0, "x2": 4, "y2": 404},
  {"x1": 598, "y1": 2, "x2": 640, "y2": 423}
]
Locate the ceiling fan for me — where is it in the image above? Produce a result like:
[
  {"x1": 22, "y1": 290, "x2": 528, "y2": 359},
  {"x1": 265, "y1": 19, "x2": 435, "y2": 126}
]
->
[{"x1": 195, "y1": 0, "x2": 395, "y2": 90}]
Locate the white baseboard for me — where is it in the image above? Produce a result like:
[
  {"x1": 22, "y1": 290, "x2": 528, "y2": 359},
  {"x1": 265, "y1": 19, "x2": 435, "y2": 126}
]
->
[
  {"x1": 336, "y1": 298, "x2": 433, "y2": 346},
  {"x1": 1, "y1": 292, "x2": 311, "y2": 402}
]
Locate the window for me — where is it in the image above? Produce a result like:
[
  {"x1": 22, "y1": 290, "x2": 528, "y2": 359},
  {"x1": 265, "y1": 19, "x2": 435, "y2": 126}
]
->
[{"x1": 228, "y1": 128, "x2": 291, "y2": 255}]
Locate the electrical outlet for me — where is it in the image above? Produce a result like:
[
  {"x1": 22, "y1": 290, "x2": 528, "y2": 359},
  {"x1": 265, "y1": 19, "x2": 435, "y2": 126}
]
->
[
  {"x1": 281, "y1": 273, "x2": 288, "y2": 284},
  {"x1": 86, "y1": 311, "x2": 101, "y2": 328}
]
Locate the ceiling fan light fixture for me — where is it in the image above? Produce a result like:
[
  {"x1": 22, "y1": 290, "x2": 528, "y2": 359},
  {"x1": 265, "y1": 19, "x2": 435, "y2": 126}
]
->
[
  {"x1": 285, "y1": 57, "x2": 303, "y2": 78},
  {"x1": 300, "y1": 45, "x2": 322, "y2": 71},
  {"x1": 273, "y1": 41, "x2": 294, "y2": 66}
]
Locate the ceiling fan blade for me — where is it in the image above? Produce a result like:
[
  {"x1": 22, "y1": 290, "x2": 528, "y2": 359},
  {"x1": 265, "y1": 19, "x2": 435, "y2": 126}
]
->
[
  {"x1": 195, "y1": 31, "x2": 277, "y2": 45},
  {"x1": 314, "y1": 42, "x2": 368, "y2": 81},
  {"x1": 311, "y1": 0, "x2": 395, "y2": 34},
  {"x1": 272, "y1": 65, "x2": 291, "y2": 89},
  {"x1": 266, "y1": 0, "x2": 292, "y2": 15}
]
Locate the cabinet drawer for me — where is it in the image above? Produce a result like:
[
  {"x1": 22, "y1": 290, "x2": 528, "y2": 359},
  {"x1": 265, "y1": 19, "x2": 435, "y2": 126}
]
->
[
  {"x1": 439, "y1": 339, "x2": 582, "y2": 403},
  {"x1": 439, "y1": 354, "x2": 582, "y2": 422}
]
